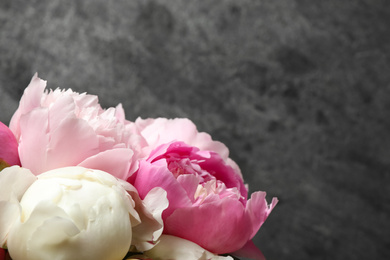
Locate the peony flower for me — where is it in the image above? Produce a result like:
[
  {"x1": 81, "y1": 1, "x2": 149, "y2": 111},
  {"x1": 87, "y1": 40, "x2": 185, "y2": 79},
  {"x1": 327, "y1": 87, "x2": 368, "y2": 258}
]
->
[
  {"x1": 0, "y1": 166, "x2": 168, "y2": 260},
  {"x1": 131, "y1": 118, "x2": 278, "y2": 257},
  {"x1": 9, "y1": 74, "x2": 146, "y2": 180},
  {"x1": 0, "y1": 122, "x2": 20, "y2": 169}
]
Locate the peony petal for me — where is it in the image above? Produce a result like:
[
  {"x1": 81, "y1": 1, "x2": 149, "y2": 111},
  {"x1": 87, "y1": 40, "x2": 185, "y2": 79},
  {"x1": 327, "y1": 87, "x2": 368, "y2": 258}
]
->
[
  {"x1": 0, "y1": 202, "x2": 20, "y2": 248},
  {"x1": 134, "y1": 161, "x2": 192, "y2": 218},
  {"x1": 7, "y1": 201, "x2": 81, "y2": 260},
  {"x1": 245, "y1": 192, "x2": 278, "y2": 239},
  {"x1": 0, "y1": 122, "x2": 20, "y2": 166},
  {"x1": 115, "y1": 104, "x2": 126, "y2": 123},
  {"x1": 0, "y1": 166, "x2": 36, "y2": 247},
  {"x1": 176, "y1": 174, "x2": 200, "y2": 203},
  {"x1": 196, "y1": 150, "x2": 247, "y2": 201},
  {"x1": 164, "y1": 197, "x2": 252, "y2": 254},
  {"x1": 9, "y1": 73, "x2": 47, "y2": 140},
  {"x1": 0, "y1": 166, "x2": 36, "y2": 201},
  {"x1": 131, "y1": 187, "x2": 168, "y2": 251},
  {"x1": 45, "y1": 117, "x2": 99, "y2": 171},
  {"x1": 78, "y1": 148, "x2": 134, "y2": 180},
  {"x1": 18, "y1": 108, "x2": 50, "y2": 174},
  {"x1": 145, "y1": 235, "x2": 234, "y2": 260},
  {"x1": 47, "y1": 94, "x2": 76, "y2": 132},
  {"x1": 135, "y1": 118, "x2": 229, "y2": 160}
]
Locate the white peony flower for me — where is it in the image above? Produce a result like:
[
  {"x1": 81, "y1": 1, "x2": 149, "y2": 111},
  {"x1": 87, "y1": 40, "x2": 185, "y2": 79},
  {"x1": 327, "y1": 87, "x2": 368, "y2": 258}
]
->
[{"x1": 0, "y1": 166, "x2": 167, "y2": 260}]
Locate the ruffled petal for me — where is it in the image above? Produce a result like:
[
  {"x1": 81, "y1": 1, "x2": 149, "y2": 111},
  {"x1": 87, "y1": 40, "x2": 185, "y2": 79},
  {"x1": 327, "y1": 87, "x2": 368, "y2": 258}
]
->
[
  {"x1": 47, "y1": 94, "x2": 76, "y2": 132},
  {"x1": 245, "y1": 192, "x2": 278, "y2": 239},
  {"x1": 131, "y1": 187, "x2": 168, "y2": 251},
  {"x1": 9, "y1": 73, "x2": 46, "y2": 140},
  {"x1": 135, "y1": 118, "x2": 229, "y2": 160},
  {"x1": 145, "y1": 235, "x2": 234, "y2": 260},
  {"x1": 134, "y1": 161, "x2": 192, "y2": 218}
]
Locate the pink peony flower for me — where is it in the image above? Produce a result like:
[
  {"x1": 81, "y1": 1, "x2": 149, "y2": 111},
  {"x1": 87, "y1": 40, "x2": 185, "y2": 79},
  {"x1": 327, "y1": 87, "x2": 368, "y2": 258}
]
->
[
  {"x1": 131, "y1": 118, "x2": 277, "y2": 256},
  {"x1": 9, "y1": 74, "x2": 146, "y2": 179},
  {"x1": 0, "y1": 122, "x2": 20, "y2": 168}
]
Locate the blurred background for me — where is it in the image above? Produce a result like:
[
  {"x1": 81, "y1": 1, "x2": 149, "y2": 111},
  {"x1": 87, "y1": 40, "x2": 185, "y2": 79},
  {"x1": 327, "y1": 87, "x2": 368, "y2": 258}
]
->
[{"x1": 1, "y1": 0, "x2": 389, "y2": 259}]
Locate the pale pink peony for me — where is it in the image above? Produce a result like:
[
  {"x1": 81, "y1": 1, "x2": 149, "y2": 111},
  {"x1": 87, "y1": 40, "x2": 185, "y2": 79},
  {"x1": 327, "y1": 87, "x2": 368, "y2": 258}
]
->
[
  {"x1": 0, "y1": 122, "x2": 20, "y2": 167},
  {"x1": 131, "y1": 118, "x2": 277, "y2": 256},
  {"x1": 9, "y1": 74, "x2": 146, "y2": 179}
]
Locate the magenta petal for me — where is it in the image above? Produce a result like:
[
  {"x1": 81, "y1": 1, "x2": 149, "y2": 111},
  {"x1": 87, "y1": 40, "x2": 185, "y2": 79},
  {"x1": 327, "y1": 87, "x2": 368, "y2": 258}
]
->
[
  {"x1": 0, "y1": 122, "x2": 20, "y2": 166},
  {"x1": 78, "y1": 148, "x2": 133, "y2": 180},
  {"x1": 198, "y1": 151, "x2": 248, "y2": 202},
  {"x1": 176, "y1": 174, "x2": 199, "y2": 203},
  {"x1": 164, "y1": 198, "x2": 252, "y2": 254},
  {"x1": 134, "y1": 161, "x2": 192, "y2": 218},
  {"x1": 246, "y1": 192, "x2": 278, "y2": 239}
]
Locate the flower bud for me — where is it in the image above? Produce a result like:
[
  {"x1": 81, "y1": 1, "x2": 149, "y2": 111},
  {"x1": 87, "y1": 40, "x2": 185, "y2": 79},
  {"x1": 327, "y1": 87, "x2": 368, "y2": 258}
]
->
[{"x1": 1, "y1": 166, "x2": 136, "y2": 260}]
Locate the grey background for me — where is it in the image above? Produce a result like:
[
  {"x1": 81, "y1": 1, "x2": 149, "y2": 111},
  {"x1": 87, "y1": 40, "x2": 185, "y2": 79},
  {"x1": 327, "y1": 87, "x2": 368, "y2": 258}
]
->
[{"x1": 1, "y1": 1, "x2": 389, "y2": 259}]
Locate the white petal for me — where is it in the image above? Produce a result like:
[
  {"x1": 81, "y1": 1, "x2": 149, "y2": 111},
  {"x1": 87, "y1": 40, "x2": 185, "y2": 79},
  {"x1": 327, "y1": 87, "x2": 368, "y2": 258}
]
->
[
  {"x1": 145, "y1": 235, "x2": 234, "y2": 260},
  {"x1": 131, "y1": 187, "x2": 168, "y2": 251},
  {"x1": 0, "y1": 166, "x2": 36, "y2": 201}
]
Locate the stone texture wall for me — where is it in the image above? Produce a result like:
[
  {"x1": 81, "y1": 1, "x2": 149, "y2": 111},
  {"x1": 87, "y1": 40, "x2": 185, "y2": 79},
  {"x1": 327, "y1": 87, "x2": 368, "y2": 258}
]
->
[{"x1": 1, "y1": 1, "x2": 389, "y2": 259}]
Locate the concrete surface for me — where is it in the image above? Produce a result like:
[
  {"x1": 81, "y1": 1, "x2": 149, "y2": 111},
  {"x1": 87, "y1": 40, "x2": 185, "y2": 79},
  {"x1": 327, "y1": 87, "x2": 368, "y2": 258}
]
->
[{"x1": 1, "y1": 0, "x2": 389, "y2": 259}]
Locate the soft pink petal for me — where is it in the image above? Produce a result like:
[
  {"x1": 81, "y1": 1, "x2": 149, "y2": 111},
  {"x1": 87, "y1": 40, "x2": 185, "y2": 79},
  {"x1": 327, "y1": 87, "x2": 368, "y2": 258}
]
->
[
  {"x1": 47, "y1": 94, "x2": 76, "y2": 132},
  {"x1": 18, "y1": 108, "x2": 50, "y2": 174},
  {"x1": 45, "y1": 117, "x2": 99, "y2": 171},
  {"x1": 133, "y1": 161, "x2": 192, "y2": 218},
  {"x1": 9, "y1": 73, "x2": 46, "y2": 140},
  {"x1": 114, "y1": 104, "x2": 126, "y2": 123},
  {"x1": 78, "y1": 148, "x2": 133, "y2": 180},
  {"x1": 164, "y1": 197, "x2": 252, "y2": 254},
  {"x1": 135, "y1": 117, "x2": 229, "y2": 159},
  {"x1": 72, "y1": 92, "x2": 99, "y2": 110},
  {"x1": 0, "y1": 122, "x2": 20, "y2": 166}
]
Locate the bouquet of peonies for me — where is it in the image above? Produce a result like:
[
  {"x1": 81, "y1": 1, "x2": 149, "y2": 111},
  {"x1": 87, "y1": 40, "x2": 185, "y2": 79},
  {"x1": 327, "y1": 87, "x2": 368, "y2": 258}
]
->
[{"x1": 0, "y1": 74, "x2": 277, "y2": 260}]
